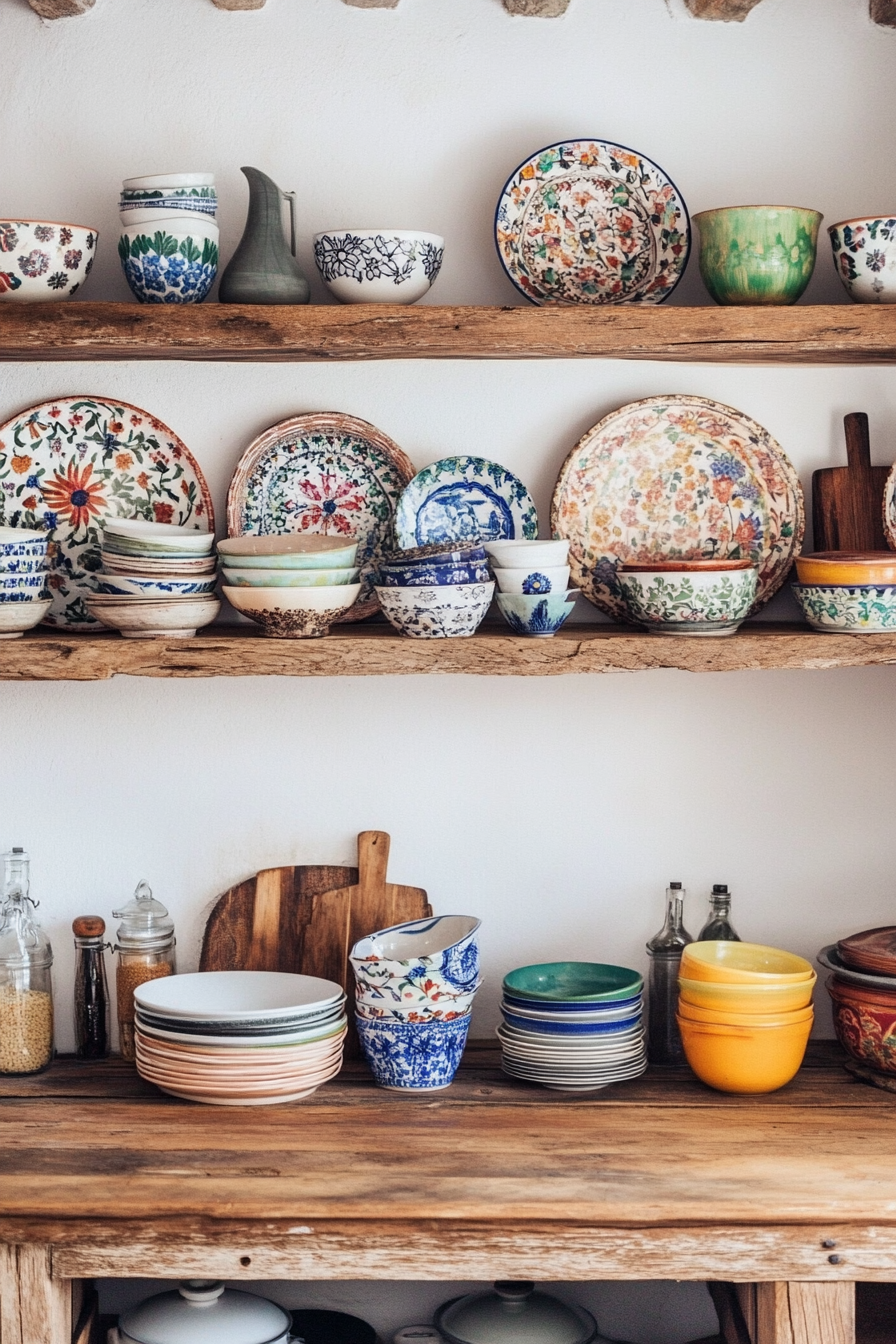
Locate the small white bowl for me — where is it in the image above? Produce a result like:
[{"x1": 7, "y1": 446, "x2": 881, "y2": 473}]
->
[
  {"x1": 484, "y1": 539, "x2": 570, "y2": 568},
  {"x1": 0, "y1": 221, "x2": 98, "y2": 302},
  {"x1": 493, "y1": 565, "x2": 571, "y2": 595},
  {"x1": 223, "y1": 584, "x2": 361, "y2": 638},
  {"x1": 123, "y1": 173, "x2": 215, "y2": 191},
  {"x1": 119, "y1": 205, "x2": 218, "y2": 230},
  {"x1": 85, "y1": 594, "x2": 220, "y2": 638},
  {"x1": 217, "y1": 536, "x2": 359, "y2": 569},
  {"x1": 313, "y1": 229, "x2": 444, "y2": 305},
  {"x1": 0, "y1": 597, "x2": 51, "y2": 640},
  {"x1": 103, "y1": 520, "x2": 215, "y2": 553}
]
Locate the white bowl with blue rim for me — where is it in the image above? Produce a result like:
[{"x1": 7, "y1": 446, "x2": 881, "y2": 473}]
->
[
  {"x1": 0, "y1": 572, "x2": 48, "y2": 594},
  {"x1": 493, "y1": 565, "x2": 570, "y2": 595},
  {"x1": 313, "y1": 229, "x2": 444, "y2": 306},
  {"x1": 378, "y1": 558, "x2": 491, "y2": 587},
  {"x1": 95, "y1": 574, "x2": 218, "y2": 598},
  {"x1": 221, "y1": 565, "x2": 360, "y2": 589},
  {"x1": 496, "y1": 591, "x2": 577, "y2": 637},
  {"x1": 356, "y1": 1011, "x2": 471, "y2": 1091}
]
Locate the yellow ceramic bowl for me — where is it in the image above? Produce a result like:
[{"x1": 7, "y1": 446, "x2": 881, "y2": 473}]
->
[
  {"x1": 678, "y1": 1013, "x2": 813, "y2": 1094},
  {"x1": 677, "y1": 997, "x2": 814, "y2": 1028},
  {"x1": 678, "y1": 973, "x2": 816, "y2": 1015},
  {"x1": 795, "y1": 552, "x2": 896, "y2": 587},
  {"x1": 680, "y1": 941, "x2": 814, "y2": 985}
]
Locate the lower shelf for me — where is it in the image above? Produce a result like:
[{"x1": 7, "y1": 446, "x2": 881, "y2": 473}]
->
[{"x1": 0, "y1": 622, "x2": 895, "y2": 681}]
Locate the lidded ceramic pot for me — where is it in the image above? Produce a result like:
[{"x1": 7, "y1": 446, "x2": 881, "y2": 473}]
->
[
  {"x1": 435, "y1": 1283, "x2": 596, "y2": 1344},
  {"x1": 119, "y1": 1282, "x2": 292, "y2": 1344},
  {"x1": 113, "y1": 880, "x2": 176, "y2": 1061}
]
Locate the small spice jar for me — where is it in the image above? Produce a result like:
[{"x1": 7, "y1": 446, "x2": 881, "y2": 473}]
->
[
  {"x1": 114, "y1": 882, "x2": 176, "y2": 1061},
  {"x1": 72, "y1": 917, "x2": 111, "y2": 1060},
  {"x1": 0, "y1": 847, "x2": 54, "y2": 1076}
]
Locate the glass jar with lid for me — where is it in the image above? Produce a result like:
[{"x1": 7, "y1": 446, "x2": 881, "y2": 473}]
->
[
  {"x1": 0, "y1": 847, "x2": 54, "y2": 1075},
  {"x1": 113, "y1": 881, "x2": 176, "y2": 1060}
]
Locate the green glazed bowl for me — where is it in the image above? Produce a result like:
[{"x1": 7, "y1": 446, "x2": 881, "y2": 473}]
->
[
  {"x1": 694, "y1": 205, "x2": 822, "y2": 305},
  {"x1": 503, "y1": 961, "x2": 643, "y2": 1003}
]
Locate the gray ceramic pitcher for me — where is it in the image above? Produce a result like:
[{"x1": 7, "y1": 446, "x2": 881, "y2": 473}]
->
[{"x1": 219, "y1": 166, "x2": 310, "y2": 304}]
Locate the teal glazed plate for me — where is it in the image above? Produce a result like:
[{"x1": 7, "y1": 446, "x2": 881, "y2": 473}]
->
[
  {"x1": 503, "y1": 961, "x2": 644, "y2": 1003},
  {"x1": 395, "y1": 456, "x2": 537, "y2": 549}
]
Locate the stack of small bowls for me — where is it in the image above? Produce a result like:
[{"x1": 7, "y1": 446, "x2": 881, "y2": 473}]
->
[
  {"x1": 678, "y1": 941, "x2": 816, "y2": 1094},
  {"x1": 487, "y1": 539, "x2": 576, "y2": 636},
  {"x1": 219, "y1": 535, "x2": 361, "y2": 638},
  {"x1": 87, "y1": 520, "x2": 219, "y2": 637},
  {"x1": 133, "y1": 970, "x2": 347, "y2": 1106},
  {"x1": 793, "y1": 552, "x2": 896, "y2": 633},
  {"x1": 118, "y1": 172, "x2": 219, "y2": 304},
  {"x1": 617, "y1": 559, "x2": 759, "y2": 636},
  {"x1": 819, "y1": 930, "x2": 896, "y2": 1088},
  {"x1": 375, "y1": 543, "x2": 494, "y2": 638},
  {"x1": 0, "y1": 526, "x2": 51, "y2": 638},
  {"x1": 351, "y1": 915, "x2": 481, "y2": 1092},
  {"x1": 498, "y1": 961, "x2": 647, "y2": 1092}
]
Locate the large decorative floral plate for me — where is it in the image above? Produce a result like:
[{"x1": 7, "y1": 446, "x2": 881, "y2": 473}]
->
[
  {"x1": 0, "y1": 397, "x2": 213, "y2": 628},
  {"x1": 494, "y1": 139, "x2": 690, "y2": 306},
  {"x1": 395, "y1": 456, "x2": 537, "y2": 549},
  {"x1": 551, "y1": 395, "x2": 804, "y2": 621},
  {"x1": 226, "y1": 413, "x2": 415, "y2": 621},
  {"x1": 881, "y1": 462, "x2": 896, "y2": 551}
]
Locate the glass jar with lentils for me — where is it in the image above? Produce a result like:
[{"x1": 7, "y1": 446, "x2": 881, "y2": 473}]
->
[{"x1": 113, "y1": 881, "x2": 176, "y2": 1060}]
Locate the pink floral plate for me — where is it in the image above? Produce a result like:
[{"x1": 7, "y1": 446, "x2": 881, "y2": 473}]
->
[
  {"x1": 0, "y1": 397, "x2": 213, "y2": 628},
  {"x1": 227, "y1": 413, "x2": 415, "y2": 621},
  {"x1": 550, "y1": 395, "x2": 804, "y2": 621},
  {"x1": 494, "y1": 139, "x2": 690, "y2": 306}
]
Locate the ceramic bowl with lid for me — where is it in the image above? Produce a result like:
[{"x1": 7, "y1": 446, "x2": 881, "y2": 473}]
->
[
  {"x1": 119, "y1": 1282, "x2": 291, "y2": 1344},
  {"x1": 435, "y1": 1282, "x2": 597, "y2": 1344}
]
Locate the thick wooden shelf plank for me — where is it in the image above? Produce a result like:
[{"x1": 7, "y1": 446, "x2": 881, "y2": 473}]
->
[
  {"x1": 1, "y1": 302, "x2": 894, "y2": 364},
  {"x1": 1, "y1": 623, "x2": 895, "y2": 682}
]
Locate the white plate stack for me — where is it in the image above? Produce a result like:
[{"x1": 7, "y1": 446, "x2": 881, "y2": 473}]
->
[{"x1": 134, "y1": 970, "x2": 347, "y2": 1105}]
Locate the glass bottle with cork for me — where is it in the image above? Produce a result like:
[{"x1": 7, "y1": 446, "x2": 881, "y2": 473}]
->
[
  {"x1": 72, "y1": 917, "x2": 111, "y2": 1059},
  {"x1": 114, "y1": 882, "x2": 176, "y2": 1061},
  {"x1": 0, "y1": 847, "x2": 54, "y2": 1076},
  {"x1": 699, "y1": 884, "x2": 741, "y2": 942},
  {"x1": 646, "y1": 880, "x2": 693, "y2": 1066}
]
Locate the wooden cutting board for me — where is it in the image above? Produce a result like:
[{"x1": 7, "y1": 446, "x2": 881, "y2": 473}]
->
[{"x1": 812, "y1": 412, "x2": 891, "y2": 552}]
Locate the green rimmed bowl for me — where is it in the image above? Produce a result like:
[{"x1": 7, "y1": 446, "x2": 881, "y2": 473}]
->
[
  {"x1": 503, "y1": 961, "x2": 644, "y2": 1004},
  {"x1": 221, "y1": 566, "x2": 360, "y2": 588},
  {"x1": 694, "y1": 205, "x2": 822, "y2": 305}
]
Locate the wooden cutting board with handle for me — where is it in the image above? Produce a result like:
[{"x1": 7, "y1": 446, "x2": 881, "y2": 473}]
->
[{"x1": 812, "y1": 412, "x2": 891, "y2": 552}]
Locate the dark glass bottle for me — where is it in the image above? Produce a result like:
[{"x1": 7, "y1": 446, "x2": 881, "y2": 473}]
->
[
  {"x1": 699, "y1": 884, "x2": 741, "y2": 942},
  {"x1": 646, "y1": 882, "x2": 693, "y2": 1065},
  {"x1": 72, "y1": 917, "x2": 110, "y2": 1060}
]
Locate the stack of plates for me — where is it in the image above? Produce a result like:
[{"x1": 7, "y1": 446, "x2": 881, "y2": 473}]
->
[
  {"x1": 134, "y1": 970, "x2": 347, "y2": 1105},
  {"x1": 498, "y1": 961, "x2": 647, "y2": 1092},
  {"x1": 88, "y1": 520, "x2": 219, "y2": 638}
]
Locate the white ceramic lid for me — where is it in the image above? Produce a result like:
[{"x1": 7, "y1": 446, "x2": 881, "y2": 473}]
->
[
  {"x1": 120, "y1": 1283, "x2": 289, "y2": 1344},
  {"x1": 436, "y1": 1284, "x2": 595, "y2": 1344},
  {"x1": 134, "y1": 970, "x2": 344, "y2": 1020}
]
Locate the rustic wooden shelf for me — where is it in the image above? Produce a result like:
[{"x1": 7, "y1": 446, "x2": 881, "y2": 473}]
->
[
  {"x1": 1, "y1": 622, "x2": 895, "y2": 681},
  {"x1": 2, "y1": 302, "x2": 895, "y2": 365}
]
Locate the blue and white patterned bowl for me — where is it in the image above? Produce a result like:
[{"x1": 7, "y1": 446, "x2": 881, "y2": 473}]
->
[
  {"x1": 95, "y1": 574, "x2": 218, "y2": 598},
  {"x1": 383, "y1": 543, "x2": 487, "y2": 568},
  {"x1": 118, "y1": 225, "x2": 219, "y2": 305},
  {"x1": 352, "y1": 915, "x2": 481, "y2": 1006},
  {"x1": 493, "y1": 565, "x2": 571, "y2": 595},
  {"x1": 501, "y1": 1008, "x2": 642, "y2": 1036},
  {"x1": 0, "y1": 572, "x2": 48, "y2": 593},
  {"x1": 496, "y1": 591, "x2": 576, "y2": 637},
  {"x1": 793, "y1": 582, "x2": 896, "y2": 633},
  {"x1": 378, "y1": 559, "x2": 491, "y2": 587},
  {"x1": 356, "y1": 1011, "x2": 471, "y2": 1091},
  {"x1": 376, "y1": 582, "x2": 494, "y2": 639},
  {"x1": 314, "y1": 230, "x2": 444, "y2": 306},
  {"x1": 0, "y1": 526, "x2": 48, "y2": 559}
]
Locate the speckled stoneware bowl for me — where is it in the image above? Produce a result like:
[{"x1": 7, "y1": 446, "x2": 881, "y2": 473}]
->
[{"x1": 223, "y1": 583, "x2": 361, "y2": 638}]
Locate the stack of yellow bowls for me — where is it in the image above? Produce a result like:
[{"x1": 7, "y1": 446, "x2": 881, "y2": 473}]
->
[{"x1": 677, "y1": 942, "x2": 816, "y2": 1093}]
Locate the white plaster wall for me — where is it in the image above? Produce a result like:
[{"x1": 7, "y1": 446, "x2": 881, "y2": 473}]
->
[{"x1": 3, "y1": 1, "x2": 896, "y2": 1340}]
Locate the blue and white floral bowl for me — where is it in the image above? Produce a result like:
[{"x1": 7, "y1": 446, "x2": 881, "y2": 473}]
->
[
  {"x1": 356, "y1": 1012, "x2": 471, "y2": 1091},
  {"x1": 352, "y1": 915, "x2": 482, "y2": 1008},
  {"x1": 829, "y1": 216, "x2": 896, "y2": 303},
  {"x1": 378, "y1": 559, "x2": 491, "y2": 587},
  {"x1": 793, "y1": 583, "x2": 896, "y2": 633},
  {"x1": 95, "y1": 574, "x2": 218, "y2": 598},
  {"x1": 0, "y1": 572, "x2": 48, "y2": 595},
  {"x1": 314, "y1": 230, "x2": 444, "y2": 305},
  {"x1": 118, "y1": 222, "x2": 219, "y2": 304},
  {"x1": 0, "y1": 221, "x2": 98, "y2": 302},
  {"x1": 496, "y1": 591, "x2": 577, "y2": 637},
  {"x1": 376, "y1": 582, "x2": 494, "y2": 639},
  {"x1": 493, "y1": 565, "x2": 571, "y2": 595}
]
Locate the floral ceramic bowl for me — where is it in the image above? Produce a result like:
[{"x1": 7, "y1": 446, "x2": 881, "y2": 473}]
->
[
  {"x1": 829, "y1": 216, "x2": 896, "y2": 303},
  {"x1": 827, "y1": 976, "x2": 896, "y2": 1075},
  {"x1": 378, "y1": 559, "x2": 490, "y2": 587},
  {"x1": 118, "y1": 223, "x2": 219, "y2": 304},
  {"x1": 496, "y1": 591, "x2": 576, "y2": 637},
  {"x1": 792, "y1": 583, "x2": 896, "y2": 633},
  {"x1": 223, "y1": 583, "x2": 361, "y2": 638},
  {"x1": 0, "y1": 556, "x2": 48, "y2": 575},
  {"x1": 355, "y1": 1012, "x2": 471, "y2": 1091},
  {"x1": 352, "y1": 915, "x2": 481, "y2": 1004},
  {"x1": 355, "y1": 992, "x2": 479, "y2": 1023},
  {"x1": 383, "y1": 543, "x2": 487, "y2": 567},
  {"x1": 313, "y1": 230, "x2": 444, "y2": 305},
  {"x1": 0, "y1": 221, "x2": 98, "y2": 302},
  {"x1": 694, "y1": 205, "x2": 822, "y2": 305},
  {"x1": 617, "y1": 567, "x2": 758, "y2": 636},
  {"x1": 493, "y1": 565, "x2": 571, "y2": 595},
  {"x1": 375, "y1": 582, "x2": 494, "y2": 639}
]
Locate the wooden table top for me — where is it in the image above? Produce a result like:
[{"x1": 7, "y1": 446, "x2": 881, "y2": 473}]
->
[{"x1": 0, "y1": 1043, "x2": 893, "y2": 1233}]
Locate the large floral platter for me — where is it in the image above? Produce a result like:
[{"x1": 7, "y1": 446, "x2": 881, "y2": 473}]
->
[
  {"x1": 395, "y1": 456, "x2": 537, "y2": 549},
  {"x1": 226, "y1": 413, "x2": 415, "y2": 621},
  {"x1": 551, "y1": 395, "x2": 804, "y2": 621},
  {"x1": 0, "y1": 397, "x2": 213, "y2": 628},
  {"x1": 494, "y1": 139, "x2": 689, "y2": 306}
]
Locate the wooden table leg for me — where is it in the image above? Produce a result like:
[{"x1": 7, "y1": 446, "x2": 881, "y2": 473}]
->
[
  {"x1": 739, "y1": 1282, "x2": 855, "y2": 1344},
  {"x1": 0, "y1": 1245, "x2": 73, "y2": 1344}
]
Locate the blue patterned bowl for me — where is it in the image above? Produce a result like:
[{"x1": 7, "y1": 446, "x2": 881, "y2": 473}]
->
[
  {"x1": 0, "y1": 572, "x2": 48, "y2": 592},
  {"x1": 0, "y1": 556, "x2": 49, "y2": 574},
  {"x1": 501, "y1": 1008, "x2": 642, "y2": 1036},
  {"x1": 356, "y1": 1012, "x2": 471, "y2": 1091},
  {"x1": 95, "y1": 575, "x2": 218, "y2": 597},
  {"x1": 496, "y1": 591, "x2": 576, "y2": 637},
  {"x1": 383, "y1": 543, "x2": 487, "y2": 567},
  {"x1": 118, "y1": 226, "x2": 219, "y2": 304},
  {"x1": 378, "y1": 559, "x2": 491, "y2": 587}
]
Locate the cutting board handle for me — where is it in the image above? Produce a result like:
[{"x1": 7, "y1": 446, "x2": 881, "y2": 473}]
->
[{"x1": 844, "y1": 412, "x2": 872, "y2": 472}]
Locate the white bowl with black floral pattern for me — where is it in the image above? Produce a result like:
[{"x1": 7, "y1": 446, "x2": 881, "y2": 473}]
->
[
  {"x1": 313, "y1": 229, "x2": 444, "y2": 304},
  {"x1": 0, "y1": 221, "x2": 98, "y2": 302}
]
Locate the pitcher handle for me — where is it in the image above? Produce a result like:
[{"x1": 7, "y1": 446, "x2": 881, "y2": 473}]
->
[{"x1": 283, "y1": 191, "x2": 297, "y2": 258}]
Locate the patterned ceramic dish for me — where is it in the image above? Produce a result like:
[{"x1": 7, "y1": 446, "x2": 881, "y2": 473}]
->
[
  {"x1": 395, "y1": 457, "x2": 537, "y2": 549},
  {"x1": 356, "y1": 1012, "x2": 471, "y2": 1092},
  {"x1": 354, "y1": 972, "x2": 482, "y2": 1011},
  {"x1": 0, "y1": 557, "x2": 48, "y2": 575},
  {"x1": 503, "y1": 962, "x2": 644, "y2": 1004},
  {"x1": 218, "y1": 535, "x2": 360, "y2": 570},
  {"x1": 375, "y1": 581, "x2": 494, "y2": 638},
  {"x1": 227, "y1": 413, "x2": 414, "y2": 620},
  {"x1": 0, "y1": 597, "x2": 52, "y2": 638},
  {"x1": 220, "y1": 565, "x2": 359, "y2": 588},
  {"x1": 616, "y1": 566, "x2": 758, "y2": 636},
  {"x1": 355, "y1": 914, "x2": 481, "y2": 964},
  {"x1": 551, "y1": 394, "x2": 804, "y2": 621},
  {"x1": 792, "y1": 583, "x2": 896, "y2": 633},
  {"x1": 694, "y1": 206, "x2": 822, "y2": 305},
  {"x1": 120, "y1": 200, "x2": 218, "y2": 225},
  {"x1": 101, "y1": 552, "x2": 217, "y2": 577},
  {"x1": 818, "y1": 944, "x2": 896, "y2": 995},
  {"x1": 494, "y1": 139, "x2": 689, "y2": 306},
  {"x1": 0, "y1": 570, "x2": 47, "y2": 590},
  {"x1": 223, "y1": 583, "x2": 362, "y2": 638},
  {"x1": 795, "y1": 553, "x2": 896, "y2": 586},
  {"x1": 118, "y1": 224, "x2": 219, "y2": 304},
  {"x1": 0, "y1": 221, "x2": 98, "y2": 302},
  {"x1": 95, "y1": 574, "x2": 218, "y2": 597},
  {"x1": 0, "y1": 398, "x2": 213, "y2": 628},
  {"x1": 313, "y1": 230, "x2": 444, "y2": 305},
  {"x1": 382, "y1": 542, "x2": 488, "y2": 567},
  {"x1": 85, "y1": 594, "x2": 220, "y2": 638},
  {"x1": 496, "y1": 591, "x2": 576, "y2": 637},
  {"x1": 829, "y1": 216, "x2": 896, "y2": 303},
  {"x1": 354, "y1": 997, "x2": 477, "y2": 1024},
  {"x1": 493, "y1": 565, "x2": 570, "y2": 594},
  {"x1": 377, "y1": 559, "x2": 490, "y2": 587}
]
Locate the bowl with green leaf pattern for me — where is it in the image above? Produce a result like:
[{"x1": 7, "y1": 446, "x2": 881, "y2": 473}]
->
[
  {"x1": 694, "y1": 205, "x2": 822, "y2": 305},
  {"x1": 617, "y1": 563, "x2": 758, "y2": 636}
]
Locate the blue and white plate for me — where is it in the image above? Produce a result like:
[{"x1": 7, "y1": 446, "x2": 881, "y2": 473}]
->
[{"x1": 395, "y1": 457, "x2": 537, "y2": 550}]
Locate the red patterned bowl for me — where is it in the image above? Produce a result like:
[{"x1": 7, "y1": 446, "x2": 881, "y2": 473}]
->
[{"x1": 826, "y1": 975, "x2": 896, "y2": 1075}]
